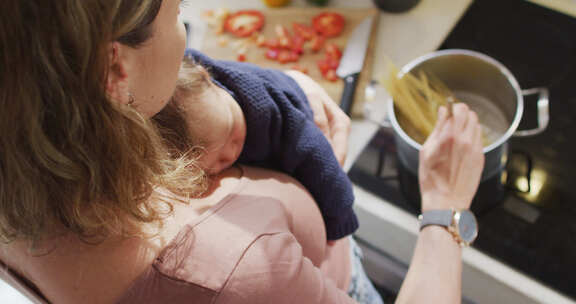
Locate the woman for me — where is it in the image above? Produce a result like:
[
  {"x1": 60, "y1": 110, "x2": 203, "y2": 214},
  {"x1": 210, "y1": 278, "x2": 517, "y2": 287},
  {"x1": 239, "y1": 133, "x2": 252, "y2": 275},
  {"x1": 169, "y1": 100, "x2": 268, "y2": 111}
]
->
[{"x1": 0, "y1": 1, "x2": 484, "y2": 303}]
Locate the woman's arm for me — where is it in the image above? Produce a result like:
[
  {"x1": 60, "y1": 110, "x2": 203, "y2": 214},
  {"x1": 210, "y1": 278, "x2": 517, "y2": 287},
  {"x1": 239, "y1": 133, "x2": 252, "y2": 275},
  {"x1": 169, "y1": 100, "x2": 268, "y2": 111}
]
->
[
  {"x1": 396, "y1": 103, "x2": 485, "y2": 303},
  {"x1": 396, "y1": 226, "x2": 463, "y2": 303}
]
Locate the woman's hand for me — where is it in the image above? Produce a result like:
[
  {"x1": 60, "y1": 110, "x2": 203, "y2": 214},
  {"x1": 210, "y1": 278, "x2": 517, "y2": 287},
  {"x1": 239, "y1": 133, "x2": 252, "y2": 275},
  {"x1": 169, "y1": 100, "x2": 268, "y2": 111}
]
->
[
  {"x1": 284, "y1": 70, "x2": 351, "y2": 166},
  {"x1": 418, "y1": 103, "x2": 485, "y2": 211}
]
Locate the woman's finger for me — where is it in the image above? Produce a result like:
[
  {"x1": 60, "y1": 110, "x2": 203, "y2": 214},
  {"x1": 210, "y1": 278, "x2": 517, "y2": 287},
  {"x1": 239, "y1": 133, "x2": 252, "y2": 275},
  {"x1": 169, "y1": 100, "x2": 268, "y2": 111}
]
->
[
  {"x1": 452, "y1": 103, "x2": 470, "y2": 133},
  {"x1": 421, "y1": 112, "x2": 454, "y2": 164},
  {"x1": 462, "y1": 110, "x2": 479, "y2": 143},
  {"x1": 422, "y1": 106, "x2": 449, "y2": 151},
  {"x1": 434, "y1": 106, "x2": 449, "y2": 132},
  {"x1": 452, "y1": 110, "x2": 480, "y2": 181}
]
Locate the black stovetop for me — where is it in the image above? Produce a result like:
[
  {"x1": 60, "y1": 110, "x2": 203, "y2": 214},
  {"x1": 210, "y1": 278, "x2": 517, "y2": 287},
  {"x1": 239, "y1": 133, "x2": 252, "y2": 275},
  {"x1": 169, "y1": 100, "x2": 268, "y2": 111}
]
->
[{"x1": 349, "y1": 0, "x2": 576, "y2": 299}]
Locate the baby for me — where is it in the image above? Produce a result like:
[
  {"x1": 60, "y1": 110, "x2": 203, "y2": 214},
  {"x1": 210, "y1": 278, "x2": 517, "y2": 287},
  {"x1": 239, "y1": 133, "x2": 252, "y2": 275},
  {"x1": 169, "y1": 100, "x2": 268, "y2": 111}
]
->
[
  {"x1": 172, "y1": 49, "x2": 357, "y2": 241},
  {"x1": 173, "y1": 67, "x2": 247, "y2": 175}
]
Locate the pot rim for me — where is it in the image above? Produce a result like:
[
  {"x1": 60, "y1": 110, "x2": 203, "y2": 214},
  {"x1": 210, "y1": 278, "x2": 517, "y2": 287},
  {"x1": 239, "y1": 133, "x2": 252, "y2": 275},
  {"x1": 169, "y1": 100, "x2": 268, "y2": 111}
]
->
[{"x1": 387, "y1": 49, "x2": 524, "y2": 153}]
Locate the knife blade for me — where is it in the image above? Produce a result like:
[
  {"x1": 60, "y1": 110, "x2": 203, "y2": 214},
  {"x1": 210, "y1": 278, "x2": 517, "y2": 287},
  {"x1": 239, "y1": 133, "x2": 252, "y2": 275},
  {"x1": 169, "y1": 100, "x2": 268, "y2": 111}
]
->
[{"x1": 336, "y1": 17, "x2": 374, "y2": 115}]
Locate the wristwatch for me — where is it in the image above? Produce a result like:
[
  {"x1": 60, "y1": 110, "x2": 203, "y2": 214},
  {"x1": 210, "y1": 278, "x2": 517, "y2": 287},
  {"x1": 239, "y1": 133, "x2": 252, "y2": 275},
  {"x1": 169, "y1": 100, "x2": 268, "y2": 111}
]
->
[{"x1": 418, "y1": 209, "x2": 478, "y2": 247}]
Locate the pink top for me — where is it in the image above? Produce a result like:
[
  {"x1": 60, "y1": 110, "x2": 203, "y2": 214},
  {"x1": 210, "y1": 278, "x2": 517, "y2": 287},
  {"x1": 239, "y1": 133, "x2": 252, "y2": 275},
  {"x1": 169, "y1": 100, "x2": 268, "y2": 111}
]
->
[{"x1": 116, "y1": 166, "x2": 354, "y2": 303}]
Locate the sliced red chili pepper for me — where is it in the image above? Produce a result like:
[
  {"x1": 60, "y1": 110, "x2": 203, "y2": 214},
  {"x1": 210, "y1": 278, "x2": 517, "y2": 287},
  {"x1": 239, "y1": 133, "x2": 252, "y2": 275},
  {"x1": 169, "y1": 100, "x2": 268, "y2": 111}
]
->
[
  {"x1": 278, "y1": 51, "x2": 291, "y2": 63},
  {"x1": 292, "y1": 23, "x2": 315, "y2": 41},
  {"x1": 317, "y1": 57, "x2": 339, "y2": 73},
  {"x1": 265, "y1": 48, "x2": 280, "y2": 60},
  {"x1": 264, "y1": 38, "x2": 280, "y2": 49},
  {"x1": 278, "y1": 50, "x2": 299, "y2": 64},
  {"x1": 289, "y1": 51, "x2": 300, "y2": 62},
  {"x1": 312, "y1": 12, "x2": 345, "y2": 38},
  {"x1": 292, "y1": 35, "x2": 305, "y2": 55},
  {"x1": 310, "y1": 34, "x2": 325, "y2": 52},
  {"x1": 317, "y1": 58, "x2": 331, "y2": 74},
  {"x1": 224, "y1": 10, "x2": 265, "y2": 38},
  {"x1": 325, "y1": 43, "x2": 342, "y2": 61},
  {"x1": 323, "y1": 69, "x2": 339, "y2": 82},
  {"x1": 275, "y1": 25, "x2": 293, "y2": 49},
  {"x1": 256, "y1": 35, "x2": 267, "y2": 47}
]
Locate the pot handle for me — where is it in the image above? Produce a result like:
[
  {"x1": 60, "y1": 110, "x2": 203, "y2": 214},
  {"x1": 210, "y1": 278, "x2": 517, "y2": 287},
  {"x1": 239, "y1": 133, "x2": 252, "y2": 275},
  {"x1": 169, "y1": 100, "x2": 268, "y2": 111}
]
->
[{"x1": 513, "y1": 87, "x2": 550, "y2": 137}]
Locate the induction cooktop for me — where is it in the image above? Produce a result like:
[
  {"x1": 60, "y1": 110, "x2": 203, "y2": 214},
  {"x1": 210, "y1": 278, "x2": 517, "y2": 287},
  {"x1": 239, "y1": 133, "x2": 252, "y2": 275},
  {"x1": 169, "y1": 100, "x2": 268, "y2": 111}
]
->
[{"x1": 349, "y1": 0, "x2": 576, "y2": 299}]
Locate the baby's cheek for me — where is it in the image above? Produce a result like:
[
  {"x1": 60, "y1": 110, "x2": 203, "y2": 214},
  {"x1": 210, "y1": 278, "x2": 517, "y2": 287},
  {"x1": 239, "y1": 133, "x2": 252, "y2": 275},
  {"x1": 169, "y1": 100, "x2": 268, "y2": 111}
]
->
[
  {"x1": 197, "y1": 148, "x2": 226, "y2": 175},
  {"x1": 198, "y1": 150, "x2": 215, "y2": 169}
]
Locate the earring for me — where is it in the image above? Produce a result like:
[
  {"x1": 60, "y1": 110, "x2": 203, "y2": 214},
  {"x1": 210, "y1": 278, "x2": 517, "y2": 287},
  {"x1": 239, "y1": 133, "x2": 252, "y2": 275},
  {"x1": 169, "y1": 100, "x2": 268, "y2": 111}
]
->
[{"x1": 127, "y1": 92, "x2": 136, "y2": 106}]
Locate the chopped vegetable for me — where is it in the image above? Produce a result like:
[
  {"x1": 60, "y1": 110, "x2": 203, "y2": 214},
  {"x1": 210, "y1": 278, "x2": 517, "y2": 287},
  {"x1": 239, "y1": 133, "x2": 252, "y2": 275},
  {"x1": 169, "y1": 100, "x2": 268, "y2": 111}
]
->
[
  {"x1": 265, "y1": 48, "x2": 280, "y2": 60},
  {"x1": 325, "y1": 42, "x2": 342, "y2": 60},
  {"x1": 316, "y1": 43, "x2": 342, "y2": 81},
  {"x1": 312, "y1": 12, "x2": 345, "y2": 38},
  {"x1": 316, "y1": 57, "x2": 338, "y2": 74},
  {"x1": 310, "y1": 34, "x2": 325, "y2": 52},
  {"x1": 256, "y1": 34, "x2": 267, "y2": 47},
  {"x1": 291, "y1": 35, "x2": 305, "y2": 54},
  {"x1": 207, "y1": 8, "x2": 347, "y2": 82},
  {"x1": 264, "y1": 38, "x2": 280, "y2": 49},
  {"x1": 323, "y1": 69, "x2": 338, "y2": 82},
  {"x1": 277, "y1": 50, "x2": 299, "y2": 64},
  {"x1": 275, "y1": 25, "x2": 293, "y2": 49},
  {"x1": 292, "y1": 23, "x2": 315, "y2": 41},
  {"x1": 224, "y1": 10, "x2": 265, "y2": 37}
]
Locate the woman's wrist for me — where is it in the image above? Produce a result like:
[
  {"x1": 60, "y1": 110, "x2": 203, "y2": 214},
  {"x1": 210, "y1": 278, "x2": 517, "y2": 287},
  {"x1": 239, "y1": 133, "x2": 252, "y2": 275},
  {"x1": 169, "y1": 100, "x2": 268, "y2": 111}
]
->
[
  {"x1": 419, "y1": 225, "x2": 462, "y2": 250},
  {"x1": 421, "y1": 195, "x2": 471, "y2": 212}
]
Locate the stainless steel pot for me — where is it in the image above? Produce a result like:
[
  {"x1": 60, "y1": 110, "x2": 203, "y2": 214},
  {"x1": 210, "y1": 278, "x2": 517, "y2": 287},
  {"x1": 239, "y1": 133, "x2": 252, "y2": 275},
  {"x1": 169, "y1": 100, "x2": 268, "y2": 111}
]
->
[{"x1": 386, "y1": 49, "x2": 550, "y2": 181}]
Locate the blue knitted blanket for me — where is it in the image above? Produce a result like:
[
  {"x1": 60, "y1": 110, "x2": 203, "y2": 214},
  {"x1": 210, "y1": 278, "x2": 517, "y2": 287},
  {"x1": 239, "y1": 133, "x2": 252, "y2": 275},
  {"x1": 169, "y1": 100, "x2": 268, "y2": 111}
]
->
[{"x1": 186, "y1": 49, "x2": 358, "y2": 240}]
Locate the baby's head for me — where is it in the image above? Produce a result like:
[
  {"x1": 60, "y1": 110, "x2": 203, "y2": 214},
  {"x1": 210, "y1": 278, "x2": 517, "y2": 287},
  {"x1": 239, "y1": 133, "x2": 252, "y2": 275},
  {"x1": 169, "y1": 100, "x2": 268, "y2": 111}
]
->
[{"x1": 174, "y1": 63, "x2": 246, "y2": 175}]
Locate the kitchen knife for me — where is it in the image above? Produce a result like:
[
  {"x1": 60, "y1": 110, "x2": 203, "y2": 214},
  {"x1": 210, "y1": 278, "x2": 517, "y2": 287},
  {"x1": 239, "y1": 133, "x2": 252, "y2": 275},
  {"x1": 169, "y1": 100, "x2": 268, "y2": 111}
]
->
[{"x1": 336, "y1": 17, "x2": 374, "y2": 115}]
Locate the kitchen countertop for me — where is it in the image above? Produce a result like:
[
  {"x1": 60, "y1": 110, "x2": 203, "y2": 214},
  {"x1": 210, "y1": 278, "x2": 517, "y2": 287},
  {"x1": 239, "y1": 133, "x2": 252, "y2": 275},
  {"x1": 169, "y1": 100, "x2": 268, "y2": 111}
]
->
[{"x1": 182, "y1": 0, "x2": 575, "y2": 303}]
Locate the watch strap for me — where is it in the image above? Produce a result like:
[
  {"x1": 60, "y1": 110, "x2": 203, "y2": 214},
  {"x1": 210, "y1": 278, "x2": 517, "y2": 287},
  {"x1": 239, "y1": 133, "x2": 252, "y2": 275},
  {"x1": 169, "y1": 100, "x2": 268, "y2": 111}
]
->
[{"x1": 419, "y1": 209, "x2": 453, "y2": 231}]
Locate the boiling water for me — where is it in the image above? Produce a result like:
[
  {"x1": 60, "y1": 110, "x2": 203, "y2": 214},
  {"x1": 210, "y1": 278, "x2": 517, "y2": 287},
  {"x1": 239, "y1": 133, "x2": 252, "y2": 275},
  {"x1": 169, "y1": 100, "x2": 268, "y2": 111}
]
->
[
  {"x1": 453, "y1": 91, "x2": 510, "y2": 146},
  {"x1": 396, "y1": 91, "x2": 511, "y2": 146}
]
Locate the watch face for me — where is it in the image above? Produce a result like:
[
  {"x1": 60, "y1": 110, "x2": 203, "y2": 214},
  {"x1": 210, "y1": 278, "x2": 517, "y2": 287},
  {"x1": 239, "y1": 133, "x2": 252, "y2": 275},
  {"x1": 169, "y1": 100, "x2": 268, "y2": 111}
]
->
[{"x1": 457, "y1": 210, "x2": 478, "y2": 244}]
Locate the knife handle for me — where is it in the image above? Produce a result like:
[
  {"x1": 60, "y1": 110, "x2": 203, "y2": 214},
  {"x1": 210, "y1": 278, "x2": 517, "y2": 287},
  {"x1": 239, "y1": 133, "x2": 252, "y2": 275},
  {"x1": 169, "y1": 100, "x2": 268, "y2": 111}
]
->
[{"x1": 339, "y1": 73, "x2": 360, "y2": 115}]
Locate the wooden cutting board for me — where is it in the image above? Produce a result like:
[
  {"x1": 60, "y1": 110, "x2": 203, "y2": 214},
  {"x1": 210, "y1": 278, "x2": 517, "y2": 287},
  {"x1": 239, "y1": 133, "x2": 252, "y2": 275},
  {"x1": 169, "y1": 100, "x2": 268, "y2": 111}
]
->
[{"x1": 200, "y1": 8, "x2": 379, "y2": 117}]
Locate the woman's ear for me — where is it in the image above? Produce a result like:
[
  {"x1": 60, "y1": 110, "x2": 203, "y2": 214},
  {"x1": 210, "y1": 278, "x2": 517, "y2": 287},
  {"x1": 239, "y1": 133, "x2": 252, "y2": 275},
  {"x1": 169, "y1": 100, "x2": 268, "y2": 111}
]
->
[{"x1": 106, "y1": 42, "x2": 131, "y2": 106}]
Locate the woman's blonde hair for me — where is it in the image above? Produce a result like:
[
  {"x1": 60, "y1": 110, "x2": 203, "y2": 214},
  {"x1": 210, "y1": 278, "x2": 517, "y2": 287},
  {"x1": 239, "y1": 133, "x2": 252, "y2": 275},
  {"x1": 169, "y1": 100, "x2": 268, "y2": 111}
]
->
[{"x1": 0, "y1": 1, "x2": 206, "y2": 242}]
